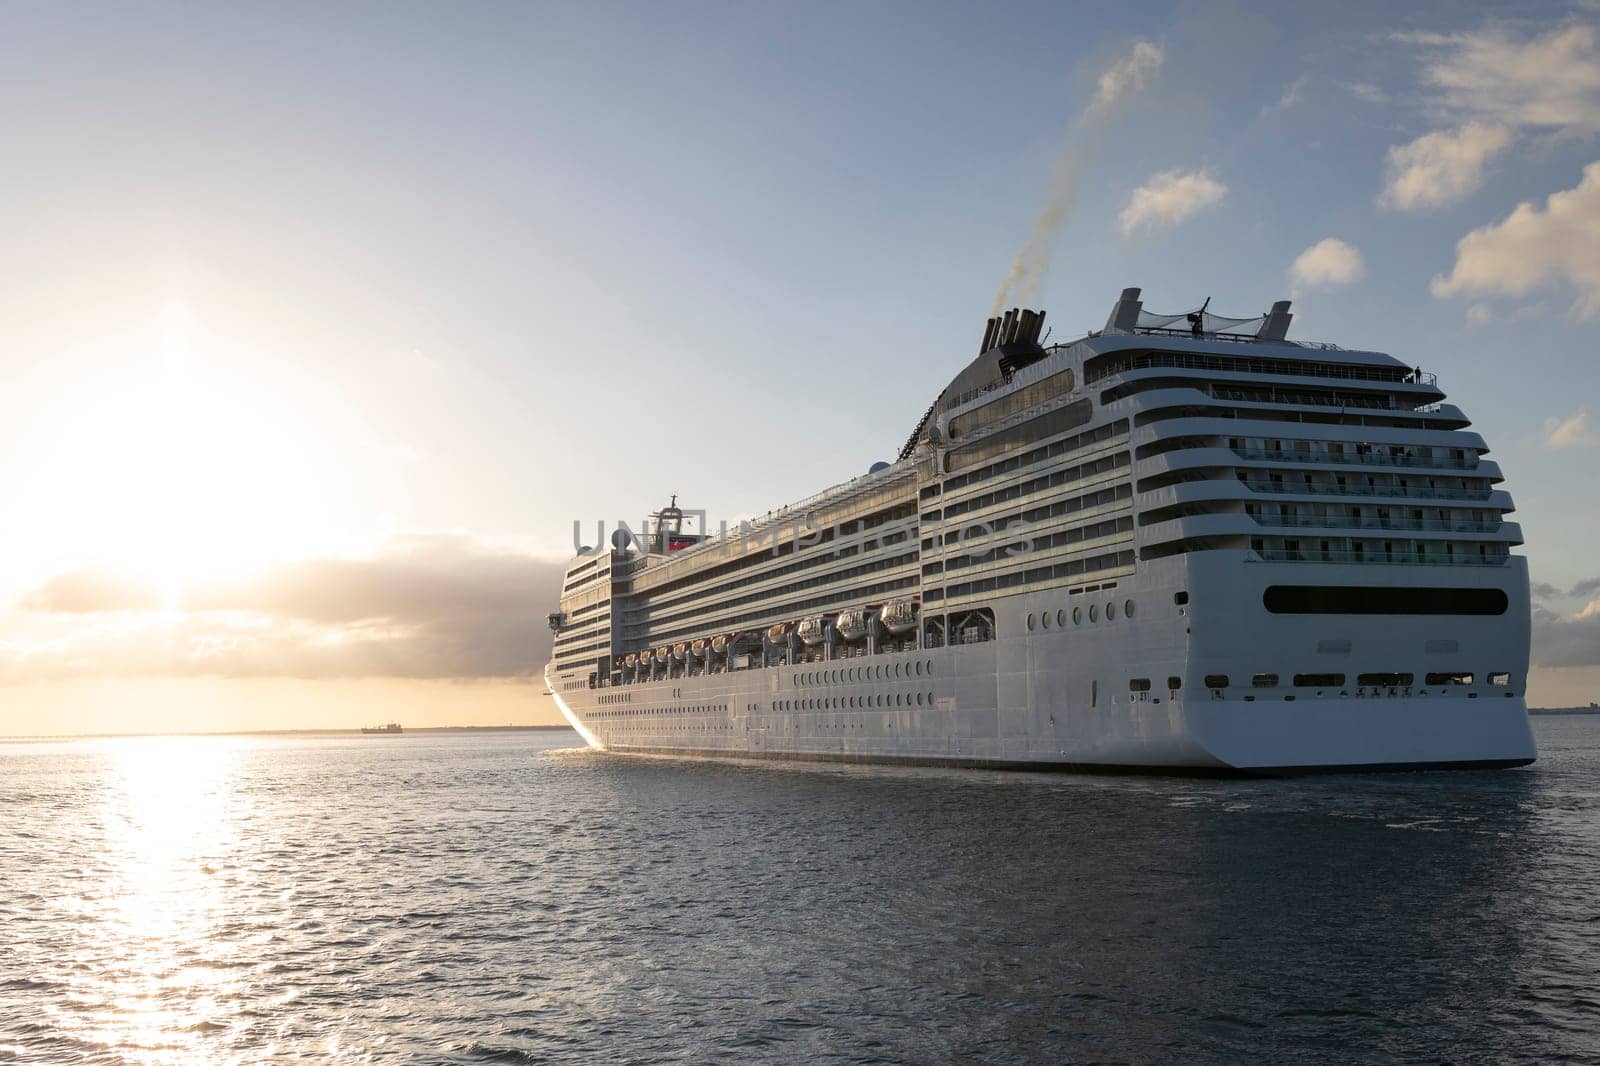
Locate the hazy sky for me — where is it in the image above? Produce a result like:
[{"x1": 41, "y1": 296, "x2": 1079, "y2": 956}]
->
[{"x1": 2, "y1": 0, "x2": 1598, "y2": 733}]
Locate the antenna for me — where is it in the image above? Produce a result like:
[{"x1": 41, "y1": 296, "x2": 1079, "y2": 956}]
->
[{"x1": 1187, "y1": 296, "x2": 1211, "y2": 338}]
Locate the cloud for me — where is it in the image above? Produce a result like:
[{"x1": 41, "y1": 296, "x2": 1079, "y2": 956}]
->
[
  {"x1": 1430, "y1": 161, "x2": 1600, "y2": 317},
  {"x1": 1401, "y1": 25, "x2": 1600, "y2": 134},
  {"x1": 1261, "y1": 75, "x2": 1310, "y2": 116},
  {"x1": 11, "y1": 535, "x2": 569, "y2": 681},
  {"x1": 1118, "y1": 170, "x2": 1227, "y2": 235},
  {"x1": 1379, "y1": 122, "x2": 1513, "y2": 210},
  {"x1": 1544, "y1": 409, "x2": 1597, "y2": 448},
  {"x1": 1572, "y1": 577, "x2": 1600, "y2": 599},
  {"x1": 1466, "y1": 304, "x2": 1494, "y2": 325},
  {"x1": 1534, "y1": 601, "x2": 1600, "y2": 667},
  {"x1": 1289, "y1": 238, "x2": 1365, "y2": 289},
  {"x1": 1345, "y1": 81, "x2": 1387, "y2": 104},
  {"x1": 1382, "y1": 27, "x2": 1600, "y2": 210},
  {"x1": 23, "y1": 569, "x2": 162, "y2": 613},
  {"x1": 1530, "y1": 581, "x2": 1563, "y2": 600},
  {"x1": 1089, "y1": 40, "x2": 1164, "y2": 115}
]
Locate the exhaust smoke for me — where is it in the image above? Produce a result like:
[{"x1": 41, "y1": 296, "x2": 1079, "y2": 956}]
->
[{"x1": 992, "y1": 40, "x2": 1164, "y2": 314}]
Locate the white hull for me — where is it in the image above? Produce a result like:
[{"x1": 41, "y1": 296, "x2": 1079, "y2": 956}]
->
[
  {"x1": 548, "y1": 554, "x2": 1535, "y2": 774},
  {"x1": 546, "y1": 291, "x2": 1537, "y2": 775}
]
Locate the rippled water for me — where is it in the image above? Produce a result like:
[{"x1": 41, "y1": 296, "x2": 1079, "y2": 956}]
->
[{"x1": 2, "y1": 719, "x2": 1597, "y2": 1064}]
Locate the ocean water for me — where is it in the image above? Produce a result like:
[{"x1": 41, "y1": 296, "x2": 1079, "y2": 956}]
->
[{"x1": 2, "y1": 719, "x2": 1597, "y2": 1065}]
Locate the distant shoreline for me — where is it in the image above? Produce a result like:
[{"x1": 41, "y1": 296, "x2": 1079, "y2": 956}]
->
[{"x1": 0, "y1": 724, "x2": 578, "y2": 742}]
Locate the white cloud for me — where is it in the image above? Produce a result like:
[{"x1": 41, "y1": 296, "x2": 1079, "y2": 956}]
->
[
  {"x1": 1089, "y1": 41, "x2": 1164, "y2": 115},
  {"x1": 1430, "y1": 161, "x2": 1600, "y2": 318},
  {"x1": 1345, "y1": 81, "x2": 1387, "y2": 104},
  {"x1": 1289, "y1": 238, "x2": 1365, "y2": 289},
  {"x1": 1382, "y1": 26, "x2": 1600, "y2": 210},
  {"x1": 1404, "y1": 25, "x2": 1600, "y2": 133},
  {"x1": 1118, "y1": 170, "x2": 1227, "y2": 234},
  {"x1": 1379, "y1": 122, "x2": 1513, "y2": 210},
  {"x1": 1544, "y1": 409, "x2": 1597, "y2": 448},
  {"x1": 1268, "y1": 75, "x2": 1309, "y2": 113}
]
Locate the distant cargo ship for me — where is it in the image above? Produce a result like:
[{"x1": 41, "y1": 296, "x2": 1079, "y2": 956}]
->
[
  {"x1": 545, "y1": 289, "x2": 1535, "y2": 773},
  {"x1": 361, "y1": 722, "x2": 403, "y2": 735}
]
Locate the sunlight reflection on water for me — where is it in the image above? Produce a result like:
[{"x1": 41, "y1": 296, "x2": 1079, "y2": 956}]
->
[
  {"x1": 2, "y1": 724, "x2": 1597, "y2": 1064},
  {"x1": 75, "y1": 738, "x2": 244, "y2": 1063}
]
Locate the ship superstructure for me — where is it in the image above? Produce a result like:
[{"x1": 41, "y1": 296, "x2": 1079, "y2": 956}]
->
[{"x1": 545, "y1": 289, "x2": 1535, "y2": 772}]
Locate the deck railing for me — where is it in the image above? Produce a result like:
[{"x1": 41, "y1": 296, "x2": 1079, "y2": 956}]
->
[
  {"x1": 1232, "y1": 447, "x2": 1478, "y2": 471},
  {"x1": 1250, "y1": 514, "x2": 1502, "y2": 533},
  {"x1": 1254, "y1": 548, "x2": 1508, "y2": 566},
  {"x1": 1242, "y1": 480, "x2": 1495, "y2": 501}
]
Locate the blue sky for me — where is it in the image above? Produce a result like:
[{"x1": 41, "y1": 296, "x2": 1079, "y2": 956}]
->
[{"x1": 1, "y1": 0, "x2": 1596, "y2": 728}]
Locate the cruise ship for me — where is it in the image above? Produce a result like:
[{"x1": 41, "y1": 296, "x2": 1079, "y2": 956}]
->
[{"x1": 545, "y1": 289, "x2": 1536, "y2": 773}]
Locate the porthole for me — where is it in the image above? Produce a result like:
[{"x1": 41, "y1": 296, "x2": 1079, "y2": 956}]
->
[
  {"x1": 916, "y1": 692, "x2": 924, "y2": 706},
  {"x1": 1073, "y1": 607, "x2": 1083, "y2": 625},
  {"x1": 1057, "y1": 609, "x2": 1067, "y2": 627},
  {"x1": 1106, "y1": 602, "x2": 1116, "y2": 621},
  {"x1": 1041, "y1": 611, "x2": 1051, "y2": 629},
  {"x1": 1124, "y1": 599, "x2": 1135, "y2": 618},
  {"x1": 1089, "y1": 604, "x2": 1099, "y2": 622},
  {"x1": 1027, "y1": 613, "x2": 1036, "y2": 631}
]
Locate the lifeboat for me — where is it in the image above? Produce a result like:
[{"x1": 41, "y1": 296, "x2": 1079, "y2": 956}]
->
[
  {"x1": 711, "y1": 633, "x2": 731, "y2": 654},
  {"x1": 671, "y1": 642, "x2": 689, "y2": 662},
  {"x1": 796, "y1": 616, "x2": 827, "y2": 646},
  {"x1": 835, "y1": 608, "x2": 870, "y2": 641},
  {"x1": 880, "y1": 599, "x2": 918, "y2": 634},
  {"x1": 690, "y1": 638, "x2": 709, "y2": 660},
  {"x1": 654, "y1": 647, "x2": 670, "y2": 665},
  {"x1": 766, "y1": 622, "x2": 792, "y2": 644},
  {"x1": 624, "y1": 653, "x2": 638, "y2": 668}
]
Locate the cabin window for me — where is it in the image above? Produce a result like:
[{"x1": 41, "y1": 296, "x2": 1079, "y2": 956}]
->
[
  {"x1": 1426, "y1": 672, "x2": 1474, "y2": 686},
  {"x1": 1124, "y1": 599, "x2": 1136, "y2": 618},
  {"x1": 1174, "y1": 591, "x2": 1189, "y2": 606},
  {"x1": 1027, "y1": 613, "x2": 1036, "y2": 631},
  {"x1": 1205, "y1": 675, "x2": 1229, "y2": 689},
  {"x1": 1129, "y1": 678, "x2": 1152, "y2": 692},
  {"x1": 1294, "y1": 673, "x2": 1345, "y2": 687},
  {"x1": 1073, "y1": 607, "x2": 1084, "y2": 625},
  {"x1": 1168, "y1": 676, "x2": 1182, "y2": 690},
  {"x1": 1357, "y1": 672, "x2": 1414, "y2": 686},
  {"x1": 1057, "y1": 609, "x2": 1068, "y2": 627},
  {"x1": 1252, "y1": 673, "x2": 1280, "y2": 688},
  {"x1": 1489, "y1": 672, "x2": 1510, "y2": 686}
]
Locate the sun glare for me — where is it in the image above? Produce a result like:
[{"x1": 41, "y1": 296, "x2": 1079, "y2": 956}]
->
[{"x1": 21, "y1": 302, "x2": 339, "y2": 599}]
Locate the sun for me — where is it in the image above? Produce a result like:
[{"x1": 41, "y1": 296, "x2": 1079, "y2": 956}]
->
[{"x1": 19, "y1": 300, "x2": 339, "y2": 601}]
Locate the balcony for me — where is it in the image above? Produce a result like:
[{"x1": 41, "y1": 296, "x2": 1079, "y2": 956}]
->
[
  {"x1": 1250, "y1": 514, "x2": 1503, "y2": 533},
  {"x1": 1233, "y1": 446, "x2": 1477, "y2": 471},
  {"x1": 1242, "y1": 480, "x2": 1494, "y2": 501},
  {"x1": 1254, "y1": 548, "x2": 1509, "y2": 566}
]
